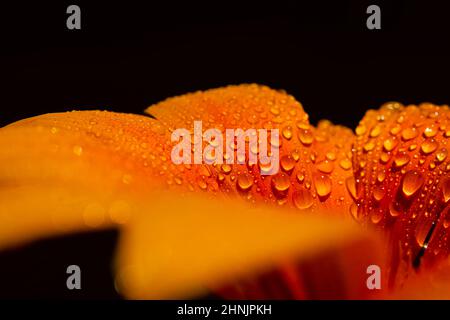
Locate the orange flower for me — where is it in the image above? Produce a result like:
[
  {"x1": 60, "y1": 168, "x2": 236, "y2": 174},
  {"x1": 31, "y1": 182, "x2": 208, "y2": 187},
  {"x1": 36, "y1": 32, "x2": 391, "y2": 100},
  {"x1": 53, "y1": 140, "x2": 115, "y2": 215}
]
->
[{"x1": 0, "y1": 84, "x2": 449, "y2": 299}]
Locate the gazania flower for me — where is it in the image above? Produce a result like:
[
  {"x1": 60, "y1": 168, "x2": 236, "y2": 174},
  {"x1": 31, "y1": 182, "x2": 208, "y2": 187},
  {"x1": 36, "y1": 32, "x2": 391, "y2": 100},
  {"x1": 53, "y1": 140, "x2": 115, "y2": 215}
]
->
[{"x1": 1, "y1": 84, "x2": 450, "y2": 299}]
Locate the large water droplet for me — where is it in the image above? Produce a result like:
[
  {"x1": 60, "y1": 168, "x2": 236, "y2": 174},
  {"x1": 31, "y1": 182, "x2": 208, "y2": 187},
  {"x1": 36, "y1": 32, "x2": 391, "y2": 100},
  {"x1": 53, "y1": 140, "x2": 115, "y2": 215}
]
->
[
  {"x1": 355, "y1": 125, "x2": 366, "y2": 136},
  {"x1": 423, "y1": 125, "x2": 438, "y2": 138},
  {"x1": 402, "y1": 127, "x2": 418, "y2": 141},
  {"x1": 415, "y1": 219, "x2": 434, "y2": 248},
  {"x1": 383, "y1": 136, "x2": 398, "y2": 152},
  {"x1": 402, "y1": 170, "x2": 424, "y2": 197},
  {"x1": 282, "y1": 126, "x2": 293, "y2": 140},
  {"x1": 271, "y1": 173, "x2": 291, "y2": 192},
  {"x1": 370, "y1": 125, "x2": 381, "y2": 138},
  {"x1": 313, "y1": 174, "x2": 332, "y2": 198},
  {"x1": 394, "y1": 152, "x2": 410, "y2": 168},
  {"x1": 339, "y1": 158, "x2": 352, "y2": 170},
  {"x1": 280, "y1": 155, "x2": 296, "y2": 172},
  {"x1": 363, "y1": 141, "x2": 375, "y2": 152},
  {"x1": 316, "y1": 159, "x2": 334, "y2": 174},
  {"x1": 293, "y1": 189, "x2": 314, "y2": 210},
  {"x1": 421, "y1": 138, "x2": 438, "y2": 154},
  {"x1": 389, "y1": 201, "x2": 401, "y2": 217},
  {"x1": 237, "y1": 173, "x2": 254, "y2": 192},
  {"x1": 345, "y1": 176, "x2": 357, "y2": 200},
  {"x1": 442, "y1": 178, "x2": 450, "y2": 203},
  {"x1": 350, "y1": 203, "x2": 362, "y2": 221},
  {"x1": 373, "y1": 185, "x2": 385, "y2": 201},
  {"x1": 371, "y1": 210, "x2": 383, "y2": 224},
  {"x1": 298, "y1": 128, "x2": 314, "y2": 146}
]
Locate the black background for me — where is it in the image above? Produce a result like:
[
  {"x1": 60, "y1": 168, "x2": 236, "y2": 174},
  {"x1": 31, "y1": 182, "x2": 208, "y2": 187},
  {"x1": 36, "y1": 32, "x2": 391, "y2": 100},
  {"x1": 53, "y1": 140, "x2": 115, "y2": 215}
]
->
[{"x1": 0, "y1": 0, "x2": 449, "y2": 299}]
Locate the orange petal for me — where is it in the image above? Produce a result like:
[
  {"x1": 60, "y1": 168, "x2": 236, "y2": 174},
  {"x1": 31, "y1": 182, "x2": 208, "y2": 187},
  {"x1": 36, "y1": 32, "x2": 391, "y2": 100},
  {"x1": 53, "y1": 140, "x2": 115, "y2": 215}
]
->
[
  {"x1": 352, "y1": 102, "x2": 450, "y2": 286},
  {"x1": 146, "y1": 84, "x2": 355, "y2": 215}
]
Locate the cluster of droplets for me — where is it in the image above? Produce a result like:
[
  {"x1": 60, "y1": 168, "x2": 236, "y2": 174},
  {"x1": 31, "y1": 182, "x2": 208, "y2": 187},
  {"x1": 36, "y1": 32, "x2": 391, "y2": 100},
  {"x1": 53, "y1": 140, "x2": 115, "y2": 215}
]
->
[{"x1": 352, "y1": 102, "x2": 450, "y2": 270}]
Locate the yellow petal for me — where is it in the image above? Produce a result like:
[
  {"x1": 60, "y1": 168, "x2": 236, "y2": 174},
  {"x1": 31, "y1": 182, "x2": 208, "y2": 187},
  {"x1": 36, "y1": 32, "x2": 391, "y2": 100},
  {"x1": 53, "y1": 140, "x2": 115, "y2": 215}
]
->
[
  {"x1": 0, "y1": 111, "x2": 170, "y2": 248},
  {"x1": 115, "y1": 192, "x2": 385, "y2": 299}
]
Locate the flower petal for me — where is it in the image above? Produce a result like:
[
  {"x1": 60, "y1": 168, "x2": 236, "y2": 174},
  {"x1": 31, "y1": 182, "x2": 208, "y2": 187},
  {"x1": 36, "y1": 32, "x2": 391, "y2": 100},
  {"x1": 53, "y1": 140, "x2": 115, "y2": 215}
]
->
[{"x1": 114, "y1": 192, "x2": 385, "y2": 299}]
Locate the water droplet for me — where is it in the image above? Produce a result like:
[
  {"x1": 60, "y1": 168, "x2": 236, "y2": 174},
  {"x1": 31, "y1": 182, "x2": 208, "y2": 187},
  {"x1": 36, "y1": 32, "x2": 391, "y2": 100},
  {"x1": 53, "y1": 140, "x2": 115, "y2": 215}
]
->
[
  {"x1": 313, "y1": 174, "x2": 332, "y2": 198},
  {"x1": 373, "y1": 185, "x2": 385, "y2": 201},
  {"x1": 424, "y1": 125, "x2": 438, "y2": 138},
  {"x1": 402, "y1": 127, "x2": 418, "y2": 141},
  {"x1": 237, "y1": 173, "x2": 254, "y2": 192},
  {"x1": 442, "y1": 178, "x2": 450, "y2": 203},
  {"x1": 316, "y1": 159, "x2": 334, "y2": 174},
  {"x1": 270, "y1": 106, "x2": 280, "y2": 115},
  {"x1": 383, "y1": 136, "x2": 398, "y2": 152},
  {"x1": 350, "y1": 203, "x2": 362, "y2": 221},
  {"x1": 50, "y1": 127, "x2": 59, "y2": 134},
  {"x1": 394, "y1": 152, "x2": 410, "y2": 168},
  {"x1": 345, "y1": 177, "x2": 357, "y2": 199},
  {"x1": 421, "y1": 138, "x2": 438, "y2": 154},
  {"x1": 296, "y1": 172, "x2": 305, "y2": 183},
  {"x1": 197, "y1": 178, "x2": 208, "y2": 190},
  {"x1": 371, "y1": 210, "x2": 383, "y2": 224},
  {"x1": 402, "y1": 170, "x2": 424, "y2": 197},
  {"x1": 390, "y1": 124, "x2": 401, "y2": 135},
  {"x1": 355, "y1": 125, "x2": 367, "y2": 136},
  {"x1": 298, "y1": 128, "x2": 314, "y2": 146},
  {"x1": 377, "y1": 171, "x2": 386, "y2": 183},
  {"x1": 280, "y1": 155, "x2": 296, "y2": 172},
  {"x1": 174, "y1": 176, "x2": 183, "y2": 185},
  {"x1": 73, "y1": 145, "x2": 83, "y2": 156},
  {"x1": 339, "y1": 158, "x2": 352, "y2": 170},
  {"x1": 363, "y1": 141, "x2": 375, "y2": 152},
  {"x1": 221, "y1": 164, "x2": 232, "y2": 174},
  {"x1": 293, "y1": 189, "x2": 314, "y2": 210},
  {"x1": 415, "y1": 220, "x2": 434, "y2": 247},
  {"x1": 271, "y1": 173, "x2": 291, "y2": 192},
  {"x1": 217, "y1": 173, "x2": 225, "y2": 183},
  {"x1": 291, "y1": 150, "x2": 300, "y2": 161},
  {"x1": 370, "y1": 125, "x2": 382, "y2": 138},
  {"x1": 380, "y1": 152, "x2": 391, "y2": 164},
  {"x1": 282, "y1": 126, "x2": 293, "y2": 140},
  {"x1": 326, "y1": 152, "x2": 336, "y2": 161},
  {"x1": 436, "y1": 148, "x2": 448, "y2": 162},
  {"x1": 389, "y1": 202, "x2": 401, "y2": 217}
]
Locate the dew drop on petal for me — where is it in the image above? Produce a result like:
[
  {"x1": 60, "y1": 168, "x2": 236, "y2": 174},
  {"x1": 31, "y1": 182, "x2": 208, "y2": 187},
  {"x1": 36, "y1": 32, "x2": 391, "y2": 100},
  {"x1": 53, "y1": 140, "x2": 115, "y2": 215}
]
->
[
  {"x1": 436, "y1": 148, "x2": 448, "y2": 163},
  {"x1": 339, "y1": 158, "x2": 352, "y2": 170},
  {"x1": 394, "y1": 152, "x2": 410, "y2": 168},
  {"x1": 237, "y1": 173, "x2": 254, "y2": 192},
  {"x1": 282, "y1": 126, "x2": 293, "y2": 140},
  {"x1": 345, "y1": 176, "x2": 357, "y2": 200},
  {"x1": 421, "y1": 138, "x2": 439, "y2": 154},
  {"x1": 298, "y1": 128, "x2": 314, "y2": 146},
  {"x1": 402, "y1": 170, "x2": 424, "y2": 198},
  {"x1": 293, "y1": 189, "x2": 314, "y2": 210},
  {"x1": 271, "y1": 173, "x2": 291, "y2": 192},
  {"x1": 442, "y1": 178, "x2": 450, "y2": 203},
  {"x1": 383, "y1": 136, "x2": 398, "y2": 152},
  {"x1": 280, "y1": 155, "x2": 296, "y2": 172},
  {"x1": 402, "y1": 127, "x2": 418, "y2": 141},
  {"x1": 313, "y1": 174, "x2": 332, "y2": 198},
  {"x1": 316, "y1": 159, "x2": 334, "y2": 174}
]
